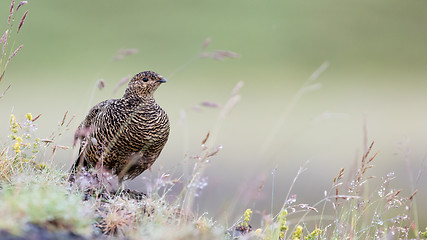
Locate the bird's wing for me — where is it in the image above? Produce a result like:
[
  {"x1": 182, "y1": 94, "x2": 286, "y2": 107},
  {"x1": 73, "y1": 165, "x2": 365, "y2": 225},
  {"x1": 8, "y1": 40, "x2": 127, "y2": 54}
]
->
[{"x1": 73, "y1": 100, "x2": 110, "y2": 146}]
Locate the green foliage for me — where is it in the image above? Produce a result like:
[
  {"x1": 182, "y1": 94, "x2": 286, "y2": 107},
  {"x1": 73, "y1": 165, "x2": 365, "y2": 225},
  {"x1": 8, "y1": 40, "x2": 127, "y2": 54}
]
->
[
  {"x1": 1, "y1": 113, "x2": 43, "y2": 182},
  {"x1": 421, "y1": 227, "x2": 427, "y2": 238},
  {"x1": 0, "y1": 170, "x2": 93, "y2": 236}
]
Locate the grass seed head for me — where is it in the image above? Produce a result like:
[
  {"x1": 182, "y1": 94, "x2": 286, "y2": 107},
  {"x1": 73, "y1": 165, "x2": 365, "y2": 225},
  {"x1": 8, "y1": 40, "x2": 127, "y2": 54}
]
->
[
  {"x1": 201, "y1": 37, "x2": 211, "y2": 50},
  {"x1": 113, "y1": 75, "x2": 131, "y2": 93},
  {"x1": 17, "y1": 10, "x2": 28, "y2": 33},
  {"x1": 113, "y1": 48, "x2": 138, "y2": 61},
  {"x1": 8, "y1": 44, "x2": 23, "y2": 61},
  {"x1": 8, "y1": 0, "x2": 14, "y2": 26},
  {"x1": 1, "y1": 30, "x2": 8, "y2": 56},
  {"x1": 16, "y1": 1, "x2": 28, "y2": 11}
]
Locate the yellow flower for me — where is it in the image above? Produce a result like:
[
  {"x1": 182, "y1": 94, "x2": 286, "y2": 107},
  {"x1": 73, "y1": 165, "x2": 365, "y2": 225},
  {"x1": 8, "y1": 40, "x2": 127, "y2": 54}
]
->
[
  {"x1": 239, "y1": 209, "x2": 253, "y2": 227},
  {"x1": 10, "y1": 114, "x2": 19, "y2": 131},
  {"x1": 279, "y1": 209, "x2": 288, "y2": 231},
  {"x1": 292, "y1": 225, "x2": 303, "y2": 240},
  {"x1": 14, "y1": 137, "x2": 23, "y2": 153},
  {"x1": 242, "y1": 209, "x2": 253, "y2": 227},
  {"x1": 10, "y1": 114, "x2": 16, "y2": 125},
  {"x1": 305, "y1": 228, "x2": 321, "y2": 240},
  {"x1": 244, "y1": 209, "x2": 252, "y2": 221},
  {"x1": 25, "y1": 113, "x2": 32, "y2": 121}
]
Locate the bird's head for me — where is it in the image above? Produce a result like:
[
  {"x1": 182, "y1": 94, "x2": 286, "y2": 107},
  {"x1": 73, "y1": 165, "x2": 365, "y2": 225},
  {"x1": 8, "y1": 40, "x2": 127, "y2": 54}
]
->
[{"x1": 124, "y1": 71, "x2": 167, "y2": 98}]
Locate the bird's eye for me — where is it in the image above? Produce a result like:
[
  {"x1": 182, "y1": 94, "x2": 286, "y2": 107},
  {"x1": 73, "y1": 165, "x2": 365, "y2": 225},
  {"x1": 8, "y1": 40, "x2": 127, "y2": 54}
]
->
[{"x1": 142, "y1": 77, "x2": 148, "y2": 82}]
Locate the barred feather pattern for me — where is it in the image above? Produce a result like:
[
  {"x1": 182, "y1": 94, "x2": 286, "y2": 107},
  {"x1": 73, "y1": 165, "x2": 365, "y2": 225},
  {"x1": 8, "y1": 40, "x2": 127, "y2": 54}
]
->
[{"x1": 72, "y1": 71, "x2": 170, "y2": 182}]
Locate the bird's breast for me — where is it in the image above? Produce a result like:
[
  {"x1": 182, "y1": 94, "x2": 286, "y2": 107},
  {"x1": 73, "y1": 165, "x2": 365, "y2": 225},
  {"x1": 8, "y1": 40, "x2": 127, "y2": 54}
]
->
[{"x1": 124, "y1": 107, "x2": 169, "y2": 145}]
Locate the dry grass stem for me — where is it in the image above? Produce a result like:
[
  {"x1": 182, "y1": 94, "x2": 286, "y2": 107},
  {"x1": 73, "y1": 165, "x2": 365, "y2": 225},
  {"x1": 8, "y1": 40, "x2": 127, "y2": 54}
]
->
[
  {"x1": 220, "y1": 95, "x2": 241, "y2": 118},
  {"x1": 66, "y1": 114, "x2": 75, "y2": 128},
  {"x1": 7, "y1": 44, "x2": 23, "y2": 61},
  {"x1": 97, "y1": 79, "x2": 105, "y2": 90},
  {"x1": 17, "y1": 10, "x2": 28, "y2": 33},
  {"x1": 8, "y1": 0, "x2": 14, "y2": 26},
  {"x1": 308, "y1": 62, "x2": 329, "y2": 83},
  {"x1": 200, "y1": 50, "x2": 240, "y2": 61},
  {"x1": 40, "y1": 139, "x2": 54, "y2": 143},
  {"x1": 201, "y1": 132, "x2": 210, "y2": 145},
  {"x1": 386, "y1": 189, "x2": 402, "y2": 202},
  {"x1": 231, "y1": 81, "x2": 244, "y2": 97},
  {"x1": 16, "y1": 1, "x2": 28, "y2": 11},
  {"x1": 113, "y1": 48, "x2": 139, "y2": 61},
  {"x1": 31, "y1": 113, "x2": 41, "y2": 122},
  {"x1": 356, "y1": 141, "x2": 377, "y2": 183},
  {"x1": 201, "y1": 101, "x2": 220, "y2": 108},
  {"x1": 60, "y1": 111, "x2": 68, "y2": 127},
  {"x1": 334, "y1": 169, "x2": 345, "y2": 202},
  {"x1": 281, "y1": 163, "x2": 308, "y2": 209},
  {"x1": 1, "y1": 30, "x2": 8, "y2": 56},
  {"x1": 334, "y1": 168, "x2": 345, "y2": 184},
  {"x1": 113, "y1": 75, "x2": 131, "y2": 93},
  {"x1": 207, "y1": 145, "x2": 222, "y2": 157},
  {"x1": 408, "y1": 190, "x2": 417, "y2": 200},
  {"x1": 261, "y1": 62, "x2": 329, "y2": 153},
  {"x1": 201, "y1": 37, "x2": 211, "y2": 50},
  {"x1": 0, "y1": 85, "x2": 11, "y2": 98}
]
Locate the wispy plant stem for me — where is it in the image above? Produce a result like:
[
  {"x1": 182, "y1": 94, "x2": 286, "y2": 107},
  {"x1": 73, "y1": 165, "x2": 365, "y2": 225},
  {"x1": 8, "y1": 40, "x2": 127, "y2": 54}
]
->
[{"x1": 261, "y1": 62, "x2": 329, "y2": 153}]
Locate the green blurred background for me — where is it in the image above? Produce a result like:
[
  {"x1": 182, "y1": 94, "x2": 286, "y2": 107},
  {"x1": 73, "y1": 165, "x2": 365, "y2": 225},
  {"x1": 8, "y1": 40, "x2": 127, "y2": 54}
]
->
[{"x1": 1, "y1": 0, "x2": 426, "y2": 227}]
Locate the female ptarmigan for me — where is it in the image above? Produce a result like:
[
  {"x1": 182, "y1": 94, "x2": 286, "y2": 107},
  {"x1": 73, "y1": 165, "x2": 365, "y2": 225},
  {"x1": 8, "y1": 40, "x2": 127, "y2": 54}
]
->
[{"x1": 71, "y1": 71, "x2": 169, "y2": 184}]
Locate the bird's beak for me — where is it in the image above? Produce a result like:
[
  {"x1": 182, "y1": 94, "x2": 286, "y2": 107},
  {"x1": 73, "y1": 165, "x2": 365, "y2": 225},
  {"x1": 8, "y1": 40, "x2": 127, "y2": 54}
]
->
[{"x1": 157, "y1": 78, "x2": 167, "y2": 83}]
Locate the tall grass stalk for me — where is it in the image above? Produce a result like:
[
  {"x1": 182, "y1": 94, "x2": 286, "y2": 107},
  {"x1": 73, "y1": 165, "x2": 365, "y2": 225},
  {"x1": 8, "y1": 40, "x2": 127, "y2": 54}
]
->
[
  {"x1": 179, "y1": 81, "x2": 242, "y2": 221},
  {"x1": 261, "y1": 62, "x2": 329, "y2": 154},
  {"x1": 0, "y1": 0, "x2": 28, "y2": 85}
]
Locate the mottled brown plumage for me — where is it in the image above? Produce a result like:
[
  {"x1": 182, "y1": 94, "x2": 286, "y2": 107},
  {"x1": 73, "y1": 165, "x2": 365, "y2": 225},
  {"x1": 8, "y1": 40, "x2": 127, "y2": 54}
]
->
[{"x1": 71, "y1": 71, "x2": 170, "y2": 183}]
